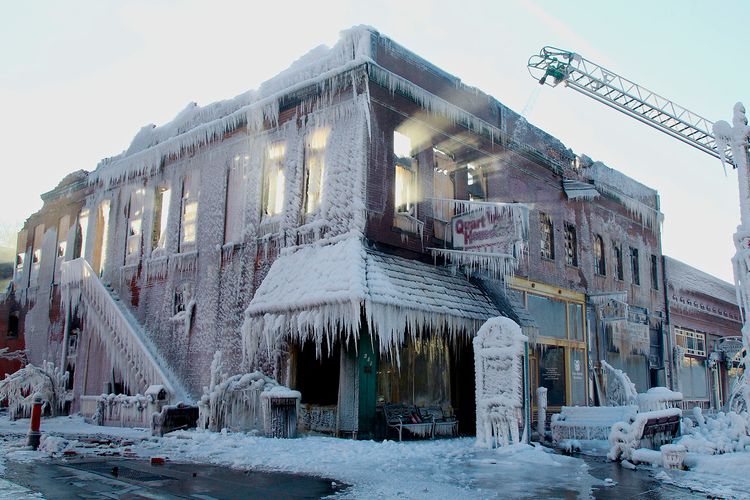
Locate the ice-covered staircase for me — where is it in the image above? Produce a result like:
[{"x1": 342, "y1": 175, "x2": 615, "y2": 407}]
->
[{"x1": 61, "y1": 258, "x2": 190, "y2": 404}]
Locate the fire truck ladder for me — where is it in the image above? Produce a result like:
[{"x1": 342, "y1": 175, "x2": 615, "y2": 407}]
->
[{"x1": 527, "y1": 46, "x2": 734, "y2": 166}]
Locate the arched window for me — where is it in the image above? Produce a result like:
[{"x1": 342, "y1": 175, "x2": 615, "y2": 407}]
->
[{"x1": 594, "y1": 235, "x2": 606, "y2": 275}]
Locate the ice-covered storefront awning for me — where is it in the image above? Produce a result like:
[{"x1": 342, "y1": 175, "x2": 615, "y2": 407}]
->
[{"x1": 242, "y1": 238, "x2": 501, "y2": 362}]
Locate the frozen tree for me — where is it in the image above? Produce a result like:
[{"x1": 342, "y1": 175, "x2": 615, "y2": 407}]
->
[{"x1": 0, "y1": 361, "x2": 72, "y2": 419}]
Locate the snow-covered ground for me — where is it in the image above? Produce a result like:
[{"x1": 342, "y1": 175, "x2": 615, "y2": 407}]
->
[
  {"x1": 2, "y1": 415, "x2": 750, "y2": 499},
  {"x1": 0, "y1": 415, "x2": 603, "y2": 498}
]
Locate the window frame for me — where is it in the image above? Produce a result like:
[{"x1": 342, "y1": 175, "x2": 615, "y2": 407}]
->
[
  {"x1": 563, "y1": 222, "x2": 578, "y2": 267},
  {"x1": 675, "y1": 327, "x2": 707, "y2": 357},
  {"x1": 593, "y1": 234, "x2": 606, "y2": 276},
  {"x1": 539, "y1": 212, "x2": 555, "y2": 260},
  {"x1": 630, "y1": 246, "x2": 640, "y2": 286}
]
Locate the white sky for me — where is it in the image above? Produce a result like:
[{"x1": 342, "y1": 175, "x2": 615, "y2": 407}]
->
[{"x1": 2, "y1": 0, "x2": 748, "y2": 282}]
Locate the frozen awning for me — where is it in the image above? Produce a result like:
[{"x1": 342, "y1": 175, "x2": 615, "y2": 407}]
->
[
  {"x1": 243, "y1": 238, "x2": 501, "y2": 360},
  {"x1": 563, "y1": 179, "x2": 600, "y2": 200}
]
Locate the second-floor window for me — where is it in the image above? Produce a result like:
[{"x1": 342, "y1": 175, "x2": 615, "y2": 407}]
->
[
  {"x1": 614, "y1": 243, "x2": 624, "y2": 280},
  {"x1": 180, "y1": 175, "x2": 199, "y2": 252},
  {"x1": 564, "y1": 222, "x2": 578, "y2": 267},
  {"x1": 540, "y1": 212, "x2": 554, "y2": 260},
  {"x1": 630, "y1": 246, "x2": 640, "y2": 286},
  {"x1": 651, "y1": 254, "x2": 659, "y2": 290},
  {"x1": 303, "y1": 128, "x2": 330, "y2": 215},
  {"x1": 151, "y1": 186, "x2": 171, "y2": 253},
  {"x1": 394, "y1": 131, "x2": 417, "y2": 217},
  {"x1": 225, "y1": 156, "x2": 248, "y2": 245},
  {"x1": 594, "y1": 234, "x2": 606, "y2": 276},
  {"x1": 30, "y1": 224, "x2": 44, "y2": 286},
  {"x1": 262, "y1": 143, "x2": 286, "y2": 218},
  {"x1": 125, "y1": 189, "x2": 145, "y2": 264},
  {"x1": 73, "y1": 209, "x2": 89, "y2": 260}
]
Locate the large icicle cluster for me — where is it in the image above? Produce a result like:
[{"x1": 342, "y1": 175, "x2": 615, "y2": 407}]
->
[
  {"x1": 197, "y1": 351, "x2": 299, "y2": 433},
  {"x1": 473, "y1": 317, "x2": 527, "y2": 448},
  {"x1": 0, "y1": 361, "x2": 72, "y2": 419},
  {"x1": 92, "y1": 26, "x2": 374, "y2": 188},
  {"x1": 61, "y1": 258, "x2": 186, "y2": 401},
  {"x1": 601, "y1": 359, "x2": 638, "y2": 406}
]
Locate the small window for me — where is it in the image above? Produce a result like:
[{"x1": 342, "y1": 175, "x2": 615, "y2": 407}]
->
[
  {"x1": 650, "y1": 254, "x2": 659, "y2": 290},
  {"x1": 394, "y1": 131, "x2": 418, "y2": 217},
  {"x1": 152, "y1": 186, "x2": 171, "y2": 252},
  {"x1": 630, "y1": 246, "x2": 640, "y2": 286},
  {"x1": 564, "y1": 222, "x2": 578, "y2": 267},
  {"x1": 675, "y1": 327, "x2": 706, "y2": 356},
  {"x1": 594, "y1": 235, "x2": 606, "y2": 276},
  {"x1": 303, "y1": 128, "x2": 330, "y2": 215},
  {"x1": 173, "y1": 282, "x2": 192, "y2": 315},
  {"x1": 614, "y1": 243, "x2": 624, "y2": 281},
  {"x1": 7, "y1": 312, "x2": 19, "y2": 339},
  {"x1": 262, "y1": 143, "x2": 286, "y2": 218},
  {"x1": 540, "y1": 212, "x2": 555, "y2": 260},
  {"x1": 15, "y1": 253, "x2": 24, "y2": 271}
]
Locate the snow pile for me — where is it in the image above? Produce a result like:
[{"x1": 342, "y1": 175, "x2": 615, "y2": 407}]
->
[
  {"x1": 607, "y1": 408, "x2": 681, "y2": 461},
  {"x1": 601, "y1": 359, "x2": 638, "y2": 406},
  {"x1": 636, "y1": 387, "x2": 682, "y2": 412},
  {"x1": 0, "y1": 361, "x2": 71, "y2": 419},
  {"x1": 551, "y1": 405, "x2": 637, "y2": 442},
  {"x1": 678, "y1": 408, "x2": 750, "y2": 454},
  {"x1": 473, "y1": 317, "x2": 527, "y2": 448},
  {"x1": 197, "y1": 351, "x2": 299, "y2": 433}
]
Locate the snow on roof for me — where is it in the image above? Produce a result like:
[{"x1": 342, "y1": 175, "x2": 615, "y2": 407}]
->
[
  {"x1": 243, "y1": 237, "x2": 500, "y2": 362},
  {"x1": 665, "y1": 256, "x2": 738, "y2": 306},
  {"x1": 93, "y1": 26, "x2": 376, "y2": 186}
]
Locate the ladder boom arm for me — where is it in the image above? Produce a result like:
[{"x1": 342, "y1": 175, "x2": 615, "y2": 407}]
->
[{"x1": 528, "y1": 46, "x2": 734, "y2": 166}]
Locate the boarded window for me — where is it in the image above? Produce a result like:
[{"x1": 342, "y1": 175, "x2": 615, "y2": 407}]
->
[
  {"x1": 262, "y1": 143, "x2": 285, "y2": 218},
  {"x1": 225, "y1": 156, "x2": 248, "y2": 244},
  {"x1": 564, "y1": 222, "x2": 578, "y2": 267},
  {"x1": 540, "y1": 212, "x2": 554, "y2": 260},
  {"x1": 594, "y1": 235, "x2": 605, "y2": 275}
]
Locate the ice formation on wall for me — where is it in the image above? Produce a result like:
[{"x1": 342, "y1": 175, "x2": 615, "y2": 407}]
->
[
  {"x1": 601, "y1": 359, "x2": 638, "y2": 406},
  {"x1": 473, "y1": 317, "x2": 527, "y2": 448},
  {"x1": 0, "y1": 347, "x2": 27, "y2": 362},
  {"x1": 61, "y1": 258, "x2": 187, "y2": 401},
  {"x1": 0, "y1": 361, "x2": 71, "y2": 419},
  {"x1": 197, "y1": 350, "x2": 299, "y2": 433}
]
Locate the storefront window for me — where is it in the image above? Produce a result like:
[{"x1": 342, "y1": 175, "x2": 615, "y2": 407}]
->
[
  {"x1": 377, "y1": 336, "x2": 451, "y2": 408},
  {"x1": 540, "y1": 346, "x2": 566, "y2": 406},
  {"x1": 527, "y1": 294, "x2": 567, "y2": 339},
  {"x1": 681, "y1": 357, "x2": 708, "y2": 399},
  {"x1": 569, "y1": 349, "x2": 587, "y2": 406},
  {"x1": 568, "y1": 303, "x2": 584, "y2": 342}
]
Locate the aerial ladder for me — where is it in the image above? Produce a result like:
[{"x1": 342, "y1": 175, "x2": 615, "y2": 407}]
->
[{"x1": 527, "y1": 46, "x2": 750, "y2": 411}]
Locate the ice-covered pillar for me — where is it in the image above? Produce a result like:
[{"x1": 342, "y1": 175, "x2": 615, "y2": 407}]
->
[
  {"x1": 714, "y1": 102, "x2": 750, "y2": 410},
  {"x1": 536, "y1": 386, "x2": 547, "y2": 440}
]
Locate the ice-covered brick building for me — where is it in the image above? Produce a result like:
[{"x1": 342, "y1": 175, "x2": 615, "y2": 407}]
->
[
  {"x1": 0, "y1": 26, "x2": 739, "y2": 435},
  {"x1": 664, "y1": 256, "x2": 742, "y2": 411}
]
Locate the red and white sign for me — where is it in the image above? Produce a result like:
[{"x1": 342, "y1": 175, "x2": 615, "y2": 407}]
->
[{"x1": 452, "y1": 209, "x2": 515, "y2": 253}]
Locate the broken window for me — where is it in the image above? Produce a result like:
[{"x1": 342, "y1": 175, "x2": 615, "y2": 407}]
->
[
  {"x1": 179, "y1": 175, "x2": 199, "y2": 252},
  {"x1": 73, "y1": 209, "x2": 89, "y2": 260},
  {"x1": 594, "y1": 234, "x2": 606, "y2": 276},
  {"x1": 651, "y1": 254, "x2": 659, "y2": 290},
  {"x1": 225, "y1": 156, "x2": 248, "y2": 245},
  {"x1": 630, "y1": 246, "x2": 640, "y2": 286},
  {"x1": 93, "y1": 200, "x2": 111, "y2": 276},
  {"x1": 151, "y1": 185, "x2": 171, "y2": 253},
  {"x1": 7, "y1": 311, "x2": 19, "y2": 339},
  {"x1": 125, "y1": 189, "x2": 145, "y2": 264},
  {"x1": 262, "y1": 143, "x2": 285, "y2": 218},
  {"x1": 394, "y1": 131, "x2": 418, "y2": 217},
  {"x1": 30, "y1": 224, "x2": 44, "y2": 286},
  {"x1": 55, "y1": 215, "x2": 70, "y2": 283},
  {"x1": 432, "y1": 148, "x2": 456, "y2": 241},
  {"x1": 614, "y1": 243, "x2": 624, "y2": 281},
  {"x1": 540, "y1": 212, "x2": 554, "y2": 260},
  {"x1": 564, "y1": 222, "x2": 578, "y2": 267},
  {"x1": 303, "y1": 128, "x2": 329, "y2": 215}
]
